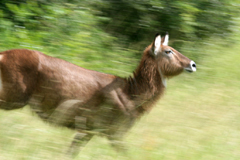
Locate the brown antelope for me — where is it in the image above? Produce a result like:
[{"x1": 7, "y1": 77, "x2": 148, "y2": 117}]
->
[{"x1": 0, "y1": 33, "x2": 196, "y2": 156}]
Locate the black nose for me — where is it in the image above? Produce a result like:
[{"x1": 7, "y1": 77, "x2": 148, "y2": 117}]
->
[
  {"x1": 192, "y1": 63, "x2": 196, "y2": 68},
  {"x1": 189, "y1": 60, "x2": 196, "y2": 72}
]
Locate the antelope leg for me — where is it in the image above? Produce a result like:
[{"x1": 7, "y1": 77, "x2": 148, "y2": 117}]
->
[
  {"x1": 107, "y1": 135, "x2": 128, "y2": 153},
  {"x1": 67, "y1": 132, "x2": 94, "y2": 157},
  {"x1": 48, "y1": 99, "x2": 82, "y2": 126}
]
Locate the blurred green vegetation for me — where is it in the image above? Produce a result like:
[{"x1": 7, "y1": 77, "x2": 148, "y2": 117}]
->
[
  {"x1": 1, "y1": 0, "x2": 240, "y2": 160},
  {"x1": 0, "y1": 0, "x2": 238, "y2": 75}
]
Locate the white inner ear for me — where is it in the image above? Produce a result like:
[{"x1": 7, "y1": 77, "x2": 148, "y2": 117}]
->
[
  {"x1": 162, "y1": 34, "x2": 169, "y2": 46},
  {"x1": 154, "y1": 35, "x2": 161, "y2": 55}
]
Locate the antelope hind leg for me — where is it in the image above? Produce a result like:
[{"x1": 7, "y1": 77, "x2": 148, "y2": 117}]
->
[{"x1": 0, "y1": 99, "x2": 26, "y2": 110}]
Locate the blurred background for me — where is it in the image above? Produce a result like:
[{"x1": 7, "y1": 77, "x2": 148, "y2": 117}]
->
[{"x1": 0, "y1": 0, "x2": 240, "y2": 159}]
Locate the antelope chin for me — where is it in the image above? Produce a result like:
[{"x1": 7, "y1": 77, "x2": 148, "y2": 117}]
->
[{"x1": 185, "y1": 69, "x2": 193, "y2": 73}]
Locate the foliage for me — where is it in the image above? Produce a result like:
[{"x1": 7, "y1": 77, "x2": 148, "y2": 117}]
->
[
  {"x1": 92, "y1": 0, "x2": 238, "y2": 47},
  {"x1": 0, "y1": 0, "x2": 138, "y2": 76},
  {"x1": 0, "y1": 0, "x2": 238, "y2": 70}
]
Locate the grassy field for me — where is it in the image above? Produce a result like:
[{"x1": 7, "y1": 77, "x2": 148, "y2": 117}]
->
[{"x1": 1, "y1": 29, "x2": 240, "y2": 159}]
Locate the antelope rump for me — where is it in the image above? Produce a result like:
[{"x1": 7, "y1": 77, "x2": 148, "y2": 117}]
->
[{"x1": 0, "y1": 33, "x2": 196, "y2": 155}]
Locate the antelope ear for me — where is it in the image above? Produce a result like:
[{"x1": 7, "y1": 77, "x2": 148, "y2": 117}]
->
[
  {"x1": 162, "y1": 32, "x2": 169, "y2": 46},
  {"x1": 152, "y1": 34, "x2": 161, "y2": 56}
]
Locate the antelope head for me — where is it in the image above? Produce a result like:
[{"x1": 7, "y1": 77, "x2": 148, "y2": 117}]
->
[{"x1": 151, "y1": 33, "x2": 196, "y2": 87}]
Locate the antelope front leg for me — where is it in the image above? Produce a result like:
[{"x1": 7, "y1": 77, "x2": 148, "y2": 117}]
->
[
  {"x1": 67, "y1": 132, "x2": 94, "y2": 157},
  {"x1": 107, "y1": 134, "x2": 129, "y2": 153}
]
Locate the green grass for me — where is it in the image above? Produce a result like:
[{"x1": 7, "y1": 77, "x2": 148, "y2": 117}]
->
[{"x1": 1, "y1": 31, "x2": 240, "y2": 160}]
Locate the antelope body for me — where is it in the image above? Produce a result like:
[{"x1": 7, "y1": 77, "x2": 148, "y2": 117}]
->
[{"x1": 0, "y1": 33, "x2": 196, "y2": 155}]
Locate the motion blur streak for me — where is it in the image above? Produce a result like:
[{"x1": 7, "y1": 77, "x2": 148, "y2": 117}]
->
[{"x1": 0, "y1": 0, "x2": 239, "y2": 159}]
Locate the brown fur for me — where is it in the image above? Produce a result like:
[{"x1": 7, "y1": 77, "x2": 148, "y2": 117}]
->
[{"x1": 0, "y1": 35, "x2": 195, "y2": 155}]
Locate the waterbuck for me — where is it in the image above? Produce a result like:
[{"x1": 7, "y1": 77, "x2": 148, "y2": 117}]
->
[{"x1": 0, "y1": 33, "x2": 196, "y2": 155}]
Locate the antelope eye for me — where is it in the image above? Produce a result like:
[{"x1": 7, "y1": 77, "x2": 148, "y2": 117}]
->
[{"x1": 165, "y1": 50, "x2": 172, "y2": 54}]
